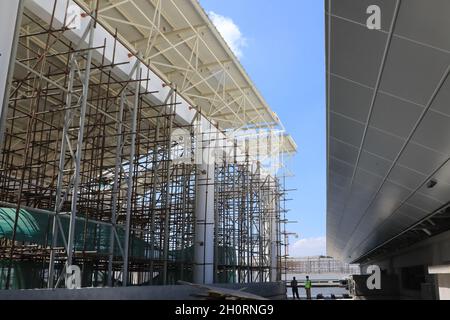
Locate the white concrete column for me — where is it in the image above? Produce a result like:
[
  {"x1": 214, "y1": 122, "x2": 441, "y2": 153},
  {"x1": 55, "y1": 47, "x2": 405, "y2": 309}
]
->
[
  {"x1": 193, "y1": 117, "x2": 216, "y2": 284},
  {"x1": 0, "y1": 0, "x2": 23, "y2": 146},
  {"x1": 437, "y1": 274, "x2": 450, "y2": 300},
  {"x1": 270, "y1": 178, "x2": 280, "y2": 282},
  {"x1": 428, "y1": 265, "x2": 450, "y2": 300}
]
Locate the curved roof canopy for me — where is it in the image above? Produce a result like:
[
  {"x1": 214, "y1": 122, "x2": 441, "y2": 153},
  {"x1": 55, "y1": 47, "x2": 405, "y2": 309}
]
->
[{"x1": 75, "y1": 0, "x2": 296, "y2": 154}]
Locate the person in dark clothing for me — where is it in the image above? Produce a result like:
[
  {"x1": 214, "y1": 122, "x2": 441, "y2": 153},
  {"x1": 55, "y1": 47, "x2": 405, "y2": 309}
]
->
[{"x1": 291, "y1": 277, "x2": 300, "y2": 299}]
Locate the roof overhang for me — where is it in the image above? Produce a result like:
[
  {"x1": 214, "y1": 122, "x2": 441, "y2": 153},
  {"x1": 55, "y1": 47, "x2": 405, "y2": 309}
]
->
[
  {"x1": 327, "y1": 0, "x2": 450, "y2": 262},
  {"x1": 75, "y1": 0, "x2": 297, "y2": 154}
]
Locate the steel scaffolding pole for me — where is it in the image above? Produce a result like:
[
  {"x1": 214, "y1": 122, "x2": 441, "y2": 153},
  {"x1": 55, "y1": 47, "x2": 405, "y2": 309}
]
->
[
  {"x1": 107, "y1": 91, "x2": 125, "y2": 287},
  {"x1": 162, "y1": 89, "x2": 175, "y2": 285},
  {"x1": 66, "y1": 19, "x2": 95, "y2": 268},
  {"x1": 48, "y1": 52, "x2": 76, "y2": 288},
  {"x1": 122, "y1": 60, "x2": 141, "y2": 287},
  {"x1": 148, "y1": 119, "x2": 160, "y2": 285}
]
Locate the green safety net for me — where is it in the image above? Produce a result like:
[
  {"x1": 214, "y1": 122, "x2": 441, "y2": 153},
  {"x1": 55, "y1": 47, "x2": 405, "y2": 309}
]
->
[
  {"x1": 0, "y1": 207, "x2": 148, "y2": 289},
  {"x1": 0, "y1": 208, "x2": 47, "y2": 244},
  {"x1": 0, "y1": 207, "x2": 146, "y2": 257},
  {"x1": 0, "y1": 208, "x2": 238, "y2": 287},
  {"x1": 0, "y1": 260, "x2": 44, "y2": 290}
]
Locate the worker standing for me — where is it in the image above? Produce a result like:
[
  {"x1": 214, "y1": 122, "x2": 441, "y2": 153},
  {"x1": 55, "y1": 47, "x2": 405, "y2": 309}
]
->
[
  {"x1": 291, "y1": 277, "x2": 300, "y2": 299},
  {"x1": 305, "y1": 276, "x2": 312, "y2": 300}
]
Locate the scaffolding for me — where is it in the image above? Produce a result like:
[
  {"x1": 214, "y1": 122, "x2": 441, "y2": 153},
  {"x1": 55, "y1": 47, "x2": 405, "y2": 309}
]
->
[
  {"x1": 0, "y1": 0, "x2": 291, "y2": 290},
  {"x1": 215, "y1": 162, "x2": 271, "y2": 283}
]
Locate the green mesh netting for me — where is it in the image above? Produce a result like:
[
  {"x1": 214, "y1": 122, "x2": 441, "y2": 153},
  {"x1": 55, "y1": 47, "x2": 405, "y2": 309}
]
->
[
  {"x1": 0, "y1": 207, "x2": 146, "y2": 257},
  {"x1": 0, "y1": 208, "x2": 238, "y2": 287}
]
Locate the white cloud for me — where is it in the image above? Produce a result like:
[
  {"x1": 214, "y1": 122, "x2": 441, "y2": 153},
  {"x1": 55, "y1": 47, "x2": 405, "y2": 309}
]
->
[
  {"x1": 289, "y1": 237, "x2": 326, "y2": 258},
  {"x1": 208, "y1": 11, "x2": 247, "y2": 59}
]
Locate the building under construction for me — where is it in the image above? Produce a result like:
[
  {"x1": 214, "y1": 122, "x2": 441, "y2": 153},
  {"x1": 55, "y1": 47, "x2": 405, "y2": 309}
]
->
[{"x1": 0, "y1": 0, "x2": 296, "y2": 290}]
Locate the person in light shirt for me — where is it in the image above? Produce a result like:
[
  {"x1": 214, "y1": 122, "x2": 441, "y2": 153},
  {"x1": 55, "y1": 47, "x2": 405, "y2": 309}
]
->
[{"x1": 305, "y1": 276, "x2": 312, "y2": 300}]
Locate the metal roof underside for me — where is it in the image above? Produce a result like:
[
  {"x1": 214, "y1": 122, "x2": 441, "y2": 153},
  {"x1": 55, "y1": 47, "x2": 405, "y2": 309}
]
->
[
  {"x1": 326, "y1": 0, "x2": 450, "y2": 262},
  {"x1": 75, "y1": 0, "x2": 296, "y2": 154}
]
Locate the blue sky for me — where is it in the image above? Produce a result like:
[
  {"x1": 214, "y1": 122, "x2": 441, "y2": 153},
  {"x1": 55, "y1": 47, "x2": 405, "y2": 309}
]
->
[{"x1": 200, "y1": 0, "x2": 326, "y2": 256}]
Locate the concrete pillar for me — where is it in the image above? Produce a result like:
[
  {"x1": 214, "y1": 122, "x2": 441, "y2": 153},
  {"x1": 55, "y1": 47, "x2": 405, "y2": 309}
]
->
[
  {"x1": 428, "y1": 265, "x2": 450, "y2": 300},
  {"x1": 437, "y1": 274, "x2": 450, "y2": 300},
  {"x1": 270, "y1": 222, "x2": 278, "y2": 281},
  {"x1": 0, "y1": 0, "x2": 23, "y2": 147},
  {"x1": 269, "y1": 178, "x2": 280, "y2": 282},
  {"x1": 193, "y1": 117, "x2": 216, "y2": 284}
]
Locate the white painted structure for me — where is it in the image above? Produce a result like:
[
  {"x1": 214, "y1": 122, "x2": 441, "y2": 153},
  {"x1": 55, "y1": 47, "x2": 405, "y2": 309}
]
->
[
  {"x1": 0, "y1": 0, "x2": 23, "y2": 146},
  {"x1": 193, "y1": 117, "x2": 216, "y2": 284}
]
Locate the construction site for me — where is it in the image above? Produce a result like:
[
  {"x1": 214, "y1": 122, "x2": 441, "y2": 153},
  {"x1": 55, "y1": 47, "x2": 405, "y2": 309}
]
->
[{"x1": 0, "y1": 0, "x2": 296, "y2": 296}]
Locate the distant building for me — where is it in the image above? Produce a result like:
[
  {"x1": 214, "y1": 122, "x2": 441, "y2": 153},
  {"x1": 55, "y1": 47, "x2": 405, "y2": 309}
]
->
[{"x1": 286, "y1": 256, "x2": 360, "y2": 275}]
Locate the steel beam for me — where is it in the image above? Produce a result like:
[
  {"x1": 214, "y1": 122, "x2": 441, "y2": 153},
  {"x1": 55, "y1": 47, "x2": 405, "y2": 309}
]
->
[
  {"x1": 66, "y1": 19, "x2": 96, "y2": 268},
  {"x1": 48, "y1": 52, "x2": 77, "y2": 288},
  {"x1": 108, "y1": 91, "x2": 126, "y2": 287}
]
